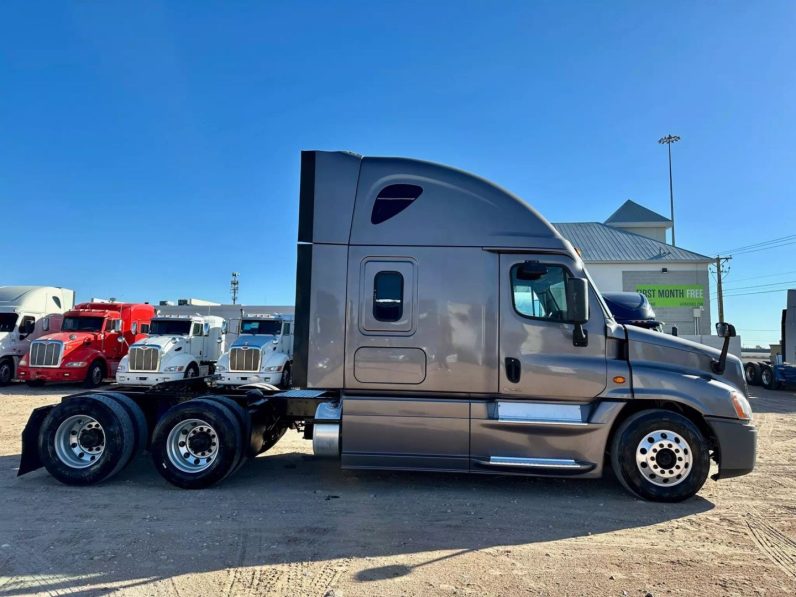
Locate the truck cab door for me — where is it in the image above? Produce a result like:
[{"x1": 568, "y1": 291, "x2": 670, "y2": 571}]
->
[{"x1": 470, "y1": 253, "x2": 608, "y2": 472}]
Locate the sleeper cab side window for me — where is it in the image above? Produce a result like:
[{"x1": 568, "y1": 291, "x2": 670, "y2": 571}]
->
[
  {"x1": 373, "y1": 271, "x2": 404, "y2": 322},
  {"x1": 511, "y1": 263, "x2": 571, "y2": 321},
  {"x1": 371, "y1": 184, "x2": 423, "y2": 225}
]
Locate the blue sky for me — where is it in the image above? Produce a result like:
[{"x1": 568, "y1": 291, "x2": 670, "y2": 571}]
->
[{"x1": 1, "y1": 2, "x2": 794, "y2": 346}]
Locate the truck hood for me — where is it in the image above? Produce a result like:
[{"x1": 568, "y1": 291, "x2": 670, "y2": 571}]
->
[
  {"x1": 231, "y1": 335, "x2": 277, "y2": 349},
  {"x1": 625, "y1": 325, "x2": 746, "y2": 393},
  {"x1": 131, "y1": 335, "x2": 189, "y2": 352},
  {"x1": 36, "y1": 331, "x2": 102, "y2": 346}
]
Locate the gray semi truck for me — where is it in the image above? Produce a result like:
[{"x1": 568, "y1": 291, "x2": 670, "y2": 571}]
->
[{"x1": 18, "y1": 151, "x2": 756, "y2": 502}]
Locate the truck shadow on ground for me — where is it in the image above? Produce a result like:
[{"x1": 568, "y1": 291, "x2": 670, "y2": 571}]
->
[{"x1": 1, "y1": 449, "x2": 714, "y2": 596}]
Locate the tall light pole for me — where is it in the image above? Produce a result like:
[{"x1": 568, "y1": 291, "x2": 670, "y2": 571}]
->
[
  {"x1": 658, "y1": 134, "x2": 680, "y2": 247},
  {"x1": 230, "y1": 272, "x2": 240, "y2": 305}
]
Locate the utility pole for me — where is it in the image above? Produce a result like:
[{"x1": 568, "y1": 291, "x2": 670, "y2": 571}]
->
[
  {"x1": 658, "y1": 134, "x2": 681, "y2": 247},
  {"x1": 230, "y1": 272, "x2": 240, "y2": 305},
  {"x1": 714, "y1": 256, "x2": 731, "y2": 323}
]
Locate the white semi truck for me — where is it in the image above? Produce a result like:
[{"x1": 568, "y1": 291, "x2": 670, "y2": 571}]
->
[
  {"x1": 0, "y1": 286, "x2": 75, "y2": 385},
  {"x1": 216, "y1": 313, "x2": 294, "y2": 388},
  {"x1": 116, "y1": 314, "x2": 226, "y2": 386}
]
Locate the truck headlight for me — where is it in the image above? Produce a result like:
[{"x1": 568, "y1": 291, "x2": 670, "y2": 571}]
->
[
  {"x1": 731, "y1": 391, "x2": 752, "y2": 421},
  {"x1": 216, "y1": 365, "x2": 226, "y2": 372},
  {"x1": 65, "y1": 361, "x2": 87, "y2": 368},
  {"x1": 265, "y1": 365, "x2": 283, "y2": 372},
  {"x1": 19, "y1": 358, "x2": 26, "y2": 366},
  {"x1": 165, "y1": 365, "x2": 185, "y2": 372},
  {"x1": 117, "y1": 364, "x2": 126, "y2": 372}
]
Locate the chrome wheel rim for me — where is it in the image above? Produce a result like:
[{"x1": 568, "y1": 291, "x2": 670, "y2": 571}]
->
[
  {"x1": 635, "y1": 429, "x2": 693, "y2": 487},
  {"x1": 166, "y1": 418, "x2": 218, "y2": 473},
  {"x1": 762, "y1": 369, "x2": 771, "y2": 386},
  {"x1": 91, "y1": 366, "x2": 102, "y2": 385},
  {"x1": 745, "y1": 366, "x2": 755, "y2": 383},
  {"x1": 54, "y1": 415, "x2": 106, "y2": 469}
]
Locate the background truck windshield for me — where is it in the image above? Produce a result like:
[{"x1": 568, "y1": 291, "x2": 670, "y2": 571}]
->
[
  {"x1": 149, "y1": 319, "x2": 192, "y2": 335},
  {"x1": 0, "y1": 313, "x2": 18, "y2": 332},
  {"x1": 62, "y1": 316, "x2": 104, "y2": 332},
  {"x1": 240, "y1": 320, "x2": 281, "y2": 335}
]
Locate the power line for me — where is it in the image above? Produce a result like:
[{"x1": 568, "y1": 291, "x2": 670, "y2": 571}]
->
[
  {"x1": 721, "y1": 269, "x2": 796, "y2": 285},
  {"x1": 711, "y1": 279, "x2": 796, "y2": 296},
  {"x1": 710, "y1": 287, "x2": 791, "y2": 299},
  {"x1": 718, "y1": 233, "x2": 796, "y2": 256}
]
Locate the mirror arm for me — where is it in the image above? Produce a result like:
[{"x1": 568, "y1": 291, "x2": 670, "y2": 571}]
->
[{"x1": 711, "y1": 336, "x2": 731, "y2": 374}]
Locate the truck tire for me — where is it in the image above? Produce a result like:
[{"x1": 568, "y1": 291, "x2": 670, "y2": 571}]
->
[
  {"x1": 83, "y1": 361, "x2": 105, "y2": 388},
  {"x1": 744, "y1": 362, "x2": 761, "y2": 386},
  {"x1": 95, "y1": 392, "x2": 149, "y2": 455},
  {"x1": 38, "y1": 394, "x2": 136, "y2": 485},
  {"x1": 194, "y1": 395, "x2": 251, "y2": 471},
  {"x1": 150, "y1": 399, "x2": 242, "y2": 489},
  {"x1": 0, "y1": 358, "x2": 13, "y2": 386},
  {"x1": 281, "y1": 363, "x2": 293, "y2": 389},
  {"x1": 610, "y1": 409, "x2": 710, "y2": 502},
  {"x1": 259, "y1": 426, "x2": 287, "y2": 453},
  {"x1": 184, "y1": 363, "x2": 200, "y2": 379},
  {"x1": 761, "y1": 365, "x2": 778, "y2": 390}
]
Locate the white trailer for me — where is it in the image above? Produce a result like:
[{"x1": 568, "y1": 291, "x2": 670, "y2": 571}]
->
[
  {"x1": 0, "y1": 286, "x2": 75, "y2": 385},
  {"x1": 116, "y1": 314, "x2": 227, "y2": 386},
  {"x1": 216, "y1": 313, "x2": 294, "y2": 387}
]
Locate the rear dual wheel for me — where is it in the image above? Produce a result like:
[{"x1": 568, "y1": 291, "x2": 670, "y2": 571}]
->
[
  {"x1": 150, "y1": 398, "x2": 248, "y2": 489},
  {"x1": 744, "y1": 362, "x2": 761, "y2": 386},
  {"x1": 38, "y1": 393, "x2": 148, "y2": 485}
]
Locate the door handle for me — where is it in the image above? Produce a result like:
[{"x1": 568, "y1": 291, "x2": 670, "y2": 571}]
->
[{"x1": 505, "y1": 357, "x2": 521, "y2": 383}]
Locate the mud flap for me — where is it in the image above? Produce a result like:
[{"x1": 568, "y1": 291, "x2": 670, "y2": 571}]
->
[{"x1": 17, "y1": 405, "x2": 54, "y2": 476}]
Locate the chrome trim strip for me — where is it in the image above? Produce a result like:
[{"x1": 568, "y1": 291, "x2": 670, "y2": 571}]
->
[
  {"x1": 477, "y1": 456, "x2": 590, "y2": 470},
  {"x1": 497, "y1": 401, "x2": 584, "y2": 423},
  {"x1": 494, "y1": 419, "x2": 589, "y2": 427}
]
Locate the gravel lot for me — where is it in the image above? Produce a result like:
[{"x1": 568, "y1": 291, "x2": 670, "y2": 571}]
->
[{"x1": 0, "y1": 384, "x2": 795, "y2": 596}]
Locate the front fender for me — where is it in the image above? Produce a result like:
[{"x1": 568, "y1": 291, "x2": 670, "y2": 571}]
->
[
  {"x1": 159, "y1": 351, "x2": 197, "y2": 371},
  {"x1": 262, "y1": 351, "x2": 290, "y2": 372},
  {"x1": 631, "y1": 364, "x2": 740, "y2": 419}
]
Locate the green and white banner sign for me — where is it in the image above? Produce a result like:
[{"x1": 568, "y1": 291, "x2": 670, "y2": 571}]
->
[{"x1": 635, "y1": 285, "x2": 705, "y2": 308}]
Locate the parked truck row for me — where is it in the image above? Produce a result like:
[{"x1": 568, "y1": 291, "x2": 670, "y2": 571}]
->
[
  {"x1": 17, "y1": 150, "x2": 757, "y2": 503},
  {"x1": 1, "y1": 291, "x2": 295, "y2": 390}
]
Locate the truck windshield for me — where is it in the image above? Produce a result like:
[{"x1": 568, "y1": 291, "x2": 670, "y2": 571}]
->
[
  {"x1": 240, "y1": 320, "x2": 281, "y2": 335},
  {"x1": 0, "y1": 313, "x2": 18, "y2": 332},
  {"x1": 149, "y1": 319, "x2": 192, "y2": 335},
  {"x1": 62, "y1": 316, "x2": 104, "y2": 332}
]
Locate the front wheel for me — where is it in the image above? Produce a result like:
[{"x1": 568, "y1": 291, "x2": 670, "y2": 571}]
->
[
  {"x1": 184, "y1": 363, "x2": 200, "y2": 379},
  {"x1": 0, "y1": 358, "x2": 13, "y2": 386},
  {"x1": 280, "y1": 363, "x2": 292, "y2": 389},
  {"x1": 84, "y1": 361, "x2": 105, "y2": 388},
  {"x1": 610, "y1": 409, "x2": 710, "y2": 502}
]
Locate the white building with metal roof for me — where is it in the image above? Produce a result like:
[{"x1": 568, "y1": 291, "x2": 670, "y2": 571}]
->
[{"x1": 554, "y1": 200, "x2": 713, "y2": 335}]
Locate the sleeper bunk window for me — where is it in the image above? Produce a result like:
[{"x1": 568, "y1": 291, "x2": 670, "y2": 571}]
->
[{"x1": 373, "y1": 271, "x2": 404, "y2": 322}]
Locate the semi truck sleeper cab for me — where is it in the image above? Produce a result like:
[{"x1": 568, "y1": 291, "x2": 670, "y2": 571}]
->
[{"x1": 18, "y1": 150, "x2": 756, "y2": 502}]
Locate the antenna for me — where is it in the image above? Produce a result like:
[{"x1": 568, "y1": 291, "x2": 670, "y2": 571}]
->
[{"x1": 230, "y1": 272, "x2": 240, "y2": 305}]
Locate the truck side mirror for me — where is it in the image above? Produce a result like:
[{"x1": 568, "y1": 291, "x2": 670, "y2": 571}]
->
[
  {"x1": 712, "y1": 322, "x2": 736, "y2": 374},
  {"x1": 566, "y1": 278, "x2": 589, "y2": 348}
]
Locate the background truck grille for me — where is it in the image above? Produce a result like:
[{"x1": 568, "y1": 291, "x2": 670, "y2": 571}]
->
[
  {"x1": 30, "y1": 341, "x2": 62, "y2": 367},
  {"x1": 129, "y1": 346, "x2": 160, "y2": 371},
  {"x1": 230, "y1": 347, "x2": 261, "y2": 372}
]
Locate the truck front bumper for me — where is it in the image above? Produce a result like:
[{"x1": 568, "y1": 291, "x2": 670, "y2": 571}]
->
[
  {"x1": 116, "y1": 372, "x2": 183, "y2": 386},
  {"x1": 707, "y1": 416, "x2": 757, "y2": 479},
  {"x1": 17, "y1": 365, "x2": 87, "y2": 383},
  {"x1": 217, "y1": 372, "x2": 282, "y2": 386}
]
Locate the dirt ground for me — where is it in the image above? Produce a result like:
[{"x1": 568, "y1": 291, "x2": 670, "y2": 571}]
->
[{"x1": 0, "y1": 385, "x2": 794, "y2": 597}]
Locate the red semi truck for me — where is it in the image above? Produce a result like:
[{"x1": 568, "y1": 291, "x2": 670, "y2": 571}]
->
[{"x1": 17, "y1": 302, "x2": 155, "y2": 387}]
